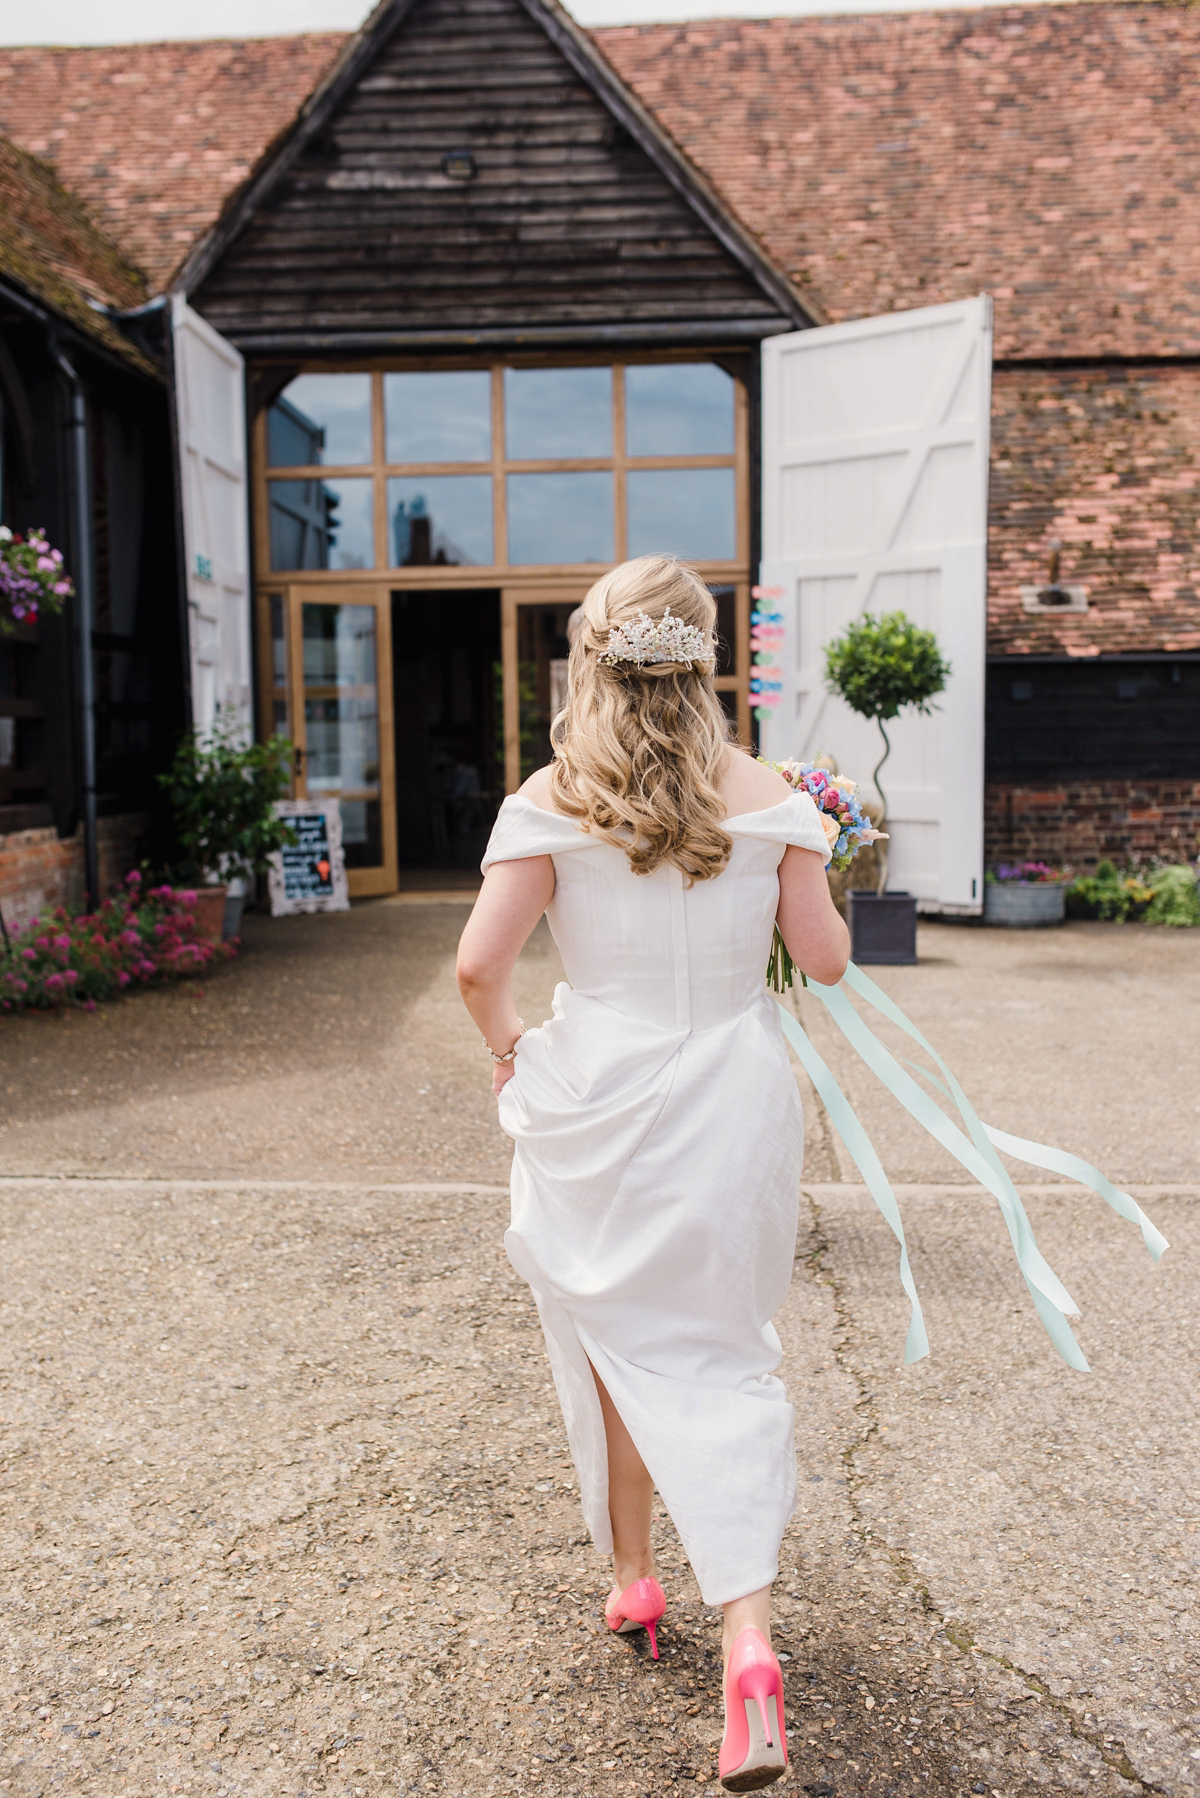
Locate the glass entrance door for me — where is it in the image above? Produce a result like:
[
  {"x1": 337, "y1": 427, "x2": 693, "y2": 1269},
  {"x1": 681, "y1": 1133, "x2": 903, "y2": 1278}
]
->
[
  {"x1": 282, "y1": 586, "x2": 397, "y2": 896},
  {"x1": 501, "y1": 581, "x2": 750, "y2": 792},
  {"x1": 502, "y1": 589, "x2": 588, "y2": 791}
]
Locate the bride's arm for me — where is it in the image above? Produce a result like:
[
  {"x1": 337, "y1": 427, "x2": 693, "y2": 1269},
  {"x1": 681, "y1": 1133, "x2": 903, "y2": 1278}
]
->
[
  {"x1": 776, "y1": 845, "x2": 850, "y2": 987},
  {"x1": 456, "y1": 854, "x2": 556, "y2": 1094}
]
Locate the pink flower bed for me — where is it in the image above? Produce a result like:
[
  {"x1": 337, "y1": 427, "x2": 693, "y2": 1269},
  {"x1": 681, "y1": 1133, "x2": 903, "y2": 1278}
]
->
[{"x1": 0, "y1": 871, "x2": 234, "y2": 1014}]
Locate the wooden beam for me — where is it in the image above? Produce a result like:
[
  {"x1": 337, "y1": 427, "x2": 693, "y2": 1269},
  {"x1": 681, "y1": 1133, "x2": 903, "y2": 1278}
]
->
[{"x1": 502, "y1": 587, "x2": 520, "y2": 794}]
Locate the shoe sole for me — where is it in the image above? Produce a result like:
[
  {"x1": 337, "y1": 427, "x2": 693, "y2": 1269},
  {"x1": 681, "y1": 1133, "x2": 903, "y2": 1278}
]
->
[{"x1": 720, "y1": 1694, "x2": 787, "y2": 1793}]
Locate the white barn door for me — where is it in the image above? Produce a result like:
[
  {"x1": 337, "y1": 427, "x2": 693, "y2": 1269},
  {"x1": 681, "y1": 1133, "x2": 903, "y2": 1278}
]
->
[
  {"x1": 171, "y1": 296, "x2": 253, "y2": 739},
  {"x1": 758, "y1": 296, "x2": 991, "y2": 911}
]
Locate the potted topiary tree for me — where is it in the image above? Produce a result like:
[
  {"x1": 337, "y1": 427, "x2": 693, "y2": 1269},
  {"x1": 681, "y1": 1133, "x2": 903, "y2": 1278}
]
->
[
  {"x1": 159, "y1": 723, "x2": 297, "y2": 940},
  {"x1": 823, "y1": 610, "x2": 950, "y2": 964}
]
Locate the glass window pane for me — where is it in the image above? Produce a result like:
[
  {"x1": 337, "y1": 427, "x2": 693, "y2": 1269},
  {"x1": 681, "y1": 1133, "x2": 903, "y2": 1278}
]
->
[
  {"x1": 387, "y1": 475, "x2": 493, "y2": 567},
  {"x1": 269, "y1": 477, "x2": 374, "y2": 571},
  {"x1": 505, "y1": 367, "x2": 611, "y2": 460},
  {"x1": 627, "y1": 467, "x2": 735, "y2": 562},
  {"x1": 302, "y1": 603, "x2": 380, "y2": 813},
  {"x1": 625, "y1": 363, "x2": 735, "y2": 457},
  {"x1": 507, "y1": 472, "x2": 613, "y2": 565},
  {"x1": 267, "y1": 373, "x2": 371, "y2": 467},
  {"x1": 385, "y1": 370, "x2": 492, "y2": 464},
  {"x1": 268, "y1": 592, "x2": 287, "y2": 686},
  {"x1": 338, "y1": 798, "x2": 383, "y2": 869},
  {"x1": 517, "y1": 603, "x2": 578, "y2": 782}
]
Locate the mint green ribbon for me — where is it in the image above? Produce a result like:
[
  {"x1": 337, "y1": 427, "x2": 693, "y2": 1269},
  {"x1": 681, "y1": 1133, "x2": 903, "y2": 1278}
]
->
[
  {"x1": 776, "y1": 962, "x2": 1168, "y2": 1371},
  {"x1": 775, "y1": 1001, "x2": 929, "y2": 1365}
]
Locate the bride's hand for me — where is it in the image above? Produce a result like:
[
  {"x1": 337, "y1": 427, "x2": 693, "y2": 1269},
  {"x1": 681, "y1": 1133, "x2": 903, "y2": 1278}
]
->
[{"x1": 492, "y1": 1061, "x2": 517, "y2": 1099}]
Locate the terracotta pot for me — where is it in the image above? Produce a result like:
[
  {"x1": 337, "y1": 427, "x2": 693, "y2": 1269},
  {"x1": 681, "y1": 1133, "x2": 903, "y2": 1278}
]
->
[{"x1": 190, "y1": 885, "x2": 227, "y2": 944}]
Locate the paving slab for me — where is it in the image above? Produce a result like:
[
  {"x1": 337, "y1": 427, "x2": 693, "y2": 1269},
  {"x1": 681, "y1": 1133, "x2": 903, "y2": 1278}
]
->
[{"x1": 0, "y1": 902, "x2": 1194, "y2": 1798}]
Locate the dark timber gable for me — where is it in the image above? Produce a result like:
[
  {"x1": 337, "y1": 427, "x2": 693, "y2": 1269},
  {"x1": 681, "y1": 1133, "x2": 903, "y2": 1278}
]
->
[{"x1": 188, "y1": 0, "x2": 803, "y2": 346}]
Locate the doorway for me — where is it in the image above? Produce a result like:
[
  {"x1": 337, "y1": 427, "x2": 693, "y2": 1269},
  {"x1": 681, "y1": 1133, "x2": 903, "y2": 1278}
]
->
[
  {"x1": 260, "y1": 584, "x2": 398, "y2": 897},
  {"x1": 391, "y1": 588, "x2": 502, "y2": 870},
  {"x1": 503, "y1": 593, "x2": 582, "y2": 790}
]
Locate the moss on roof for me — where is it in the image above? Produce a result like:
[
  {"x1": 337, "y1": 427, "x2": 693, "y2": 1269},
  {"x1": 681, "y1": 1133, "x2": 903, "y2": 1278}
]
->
[{"x1": 0, "y1": 134, "x2": 157, "y2": 373}]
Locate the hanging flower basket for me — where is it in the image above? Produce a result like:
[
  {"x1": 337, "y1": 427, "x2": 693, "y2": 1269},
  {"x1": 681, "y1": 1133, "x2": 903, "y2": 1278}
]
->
[{"x1": 0, "y1": 526, "x2": 73, "y2": 634}]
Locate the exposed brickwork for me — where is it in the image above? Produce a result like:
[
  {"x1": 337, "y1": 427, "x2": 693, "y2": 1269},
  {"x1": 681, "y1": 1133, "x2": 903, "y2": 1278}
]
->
[
  {"x1": 985, "y1": 780, "x2": 1200, "y2": 870},
  {"x1": 988, "y1": 363, "x2": 1200, "y2": 657},
  {"x1": 0, "y1": 35, "x2": 344, "y2": 291},
  {"x1": 0, "y1": 815, "x2": 144, "y2": 935},
  {"x1": 599, "y1": 3, "x2": 1200, "y2": 358}
]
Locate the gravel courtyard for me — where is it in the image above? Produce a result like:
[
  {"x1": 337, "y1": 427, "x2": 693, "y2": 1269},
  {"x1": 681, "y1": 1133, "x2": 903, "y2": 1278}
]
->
[{"x1": 0, "y1": 902, "x2": 1196, "y2": 1798}]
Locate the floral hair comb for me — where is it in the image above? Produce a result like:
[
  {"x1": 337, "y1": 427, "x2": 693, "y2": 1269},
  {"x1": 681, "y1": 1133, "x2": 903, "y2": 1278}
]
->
[{"x1": 599, "y1": 608, "x2": 715, "y2": 671}]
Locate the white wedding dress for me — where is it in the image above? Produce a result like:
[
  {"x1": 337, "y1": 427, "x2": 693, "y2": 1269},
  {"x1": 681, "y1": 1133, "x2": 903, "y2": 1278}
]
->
[{"x1": 482, "y1": 790, "x2": 832, "y2": 1605}]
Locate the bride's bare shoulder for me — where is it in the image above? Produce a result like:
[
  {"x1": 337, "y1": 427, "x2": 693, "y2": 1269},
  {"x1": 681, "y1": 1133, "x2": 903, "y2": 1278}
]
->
[
  {"x1": 718, "y1": 747, "x2": 792, "y2": 817},
  {"x1": 517, "y1": 764, "x2": 561, "y2": 814}
]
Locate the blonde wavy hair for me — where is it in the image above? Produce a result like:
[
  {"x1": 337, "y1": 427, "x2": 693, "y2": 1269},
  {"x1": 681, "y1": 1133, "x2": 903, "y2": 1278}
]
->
[{"x1": 549, "y1": 556, "x2": 733, "y2": 881}]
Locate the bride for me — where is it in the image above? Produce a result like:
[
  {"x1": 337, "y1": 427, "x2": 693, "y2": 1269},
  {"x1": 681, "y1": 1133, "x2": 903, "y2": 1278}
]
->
[{"x1": 456, "y1": 554, "x2": 849, "y2": 1791}]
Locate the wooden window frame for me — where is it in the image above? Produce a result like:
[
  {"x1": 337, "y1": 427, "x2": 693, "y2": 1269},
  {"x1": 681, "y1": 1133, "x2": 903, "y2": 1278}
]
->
[{"x1": 252, "y1": 352, "x2": 753, "y2": 823}]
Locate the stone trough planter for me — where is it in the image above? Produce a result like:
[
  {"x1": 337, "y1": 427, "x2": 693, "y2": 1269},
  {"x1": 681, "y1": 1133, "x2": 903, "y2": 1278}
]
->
[{"x1": 984, "y1": 882, "x2": 1066, "y2": 928}]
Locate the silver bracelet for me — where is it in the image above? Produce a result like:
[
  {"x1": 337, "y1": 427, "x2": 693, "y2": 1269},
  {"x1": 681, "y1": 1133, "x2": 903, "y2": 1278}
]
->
[{"x1": 484, "y1": 1019, "x2": 525, "y2": 1064}]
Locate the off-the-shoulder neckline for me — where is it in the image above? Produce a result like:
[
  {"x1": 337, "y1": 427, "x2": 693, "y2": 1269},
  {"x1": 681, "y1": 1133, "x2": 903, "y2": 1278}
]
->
[{"x1": 500, "y1": 792, "x2": 804, "y2": 827}]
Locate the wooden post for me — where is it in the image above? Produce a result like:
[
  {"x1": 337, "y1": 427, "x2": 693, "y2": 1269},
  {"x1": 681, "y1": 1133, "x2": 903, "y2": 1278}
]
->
[{"x1": 502, "y1": 587, "x2": 519, "y2": 792}]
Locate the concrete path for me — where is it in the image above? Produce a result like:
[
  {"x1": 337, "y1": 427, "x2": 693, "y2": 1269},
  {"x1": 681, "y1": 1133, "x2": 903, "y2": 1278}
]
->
[{"x1": 0, "y1": 907, "x2": 1195, "y2": 1798}]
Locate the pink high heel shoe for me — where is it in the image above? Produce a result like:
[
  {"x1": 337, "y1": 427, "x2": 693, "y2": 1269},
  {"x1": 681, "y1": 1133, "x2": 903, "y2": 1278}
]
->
[
  {"x1": 604, "y1": 1576, "x2": 666, "y2": 1659},
  {"x1": 718, "y1": 1627, "x2": 787, "y2": 1792}
]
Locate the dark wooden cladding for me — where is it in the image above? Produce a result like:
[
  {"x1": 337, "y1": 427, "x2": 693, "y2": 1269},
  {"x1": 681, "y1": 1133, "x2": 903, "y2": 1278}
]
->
[{"x1": 193, "y1": 0, "x2": 787, "y2": 339}]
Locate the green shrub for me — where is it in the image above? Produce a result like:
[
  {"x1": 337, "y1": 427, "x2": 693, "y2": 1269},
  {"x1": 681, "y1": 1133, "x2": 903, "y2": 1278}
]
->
[
  {"x1": 160, "y1": 722, "x2": 296, "y2": 885},
  {"x1": 823, "y1": 611, "x2": 950, "y2": 726},
  {"x1": 822, "y1": 611, "x2": 950, "y2": 894},
  {"x1": 1066, "y1": 860, "x2": 1198, "y2": 925},
  {"x1": 1066, "y1": 870, "x2": 1131, "y2": 921},
  {"x1": 1143, "y1": 863, "x2": 1200, "y2": 928}
]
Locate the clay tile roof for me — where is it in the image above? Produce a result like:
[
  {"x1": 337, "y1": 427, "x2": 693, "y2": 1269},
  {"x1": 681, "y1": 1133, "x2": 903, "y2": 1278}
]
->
[
  {"x1": 596, "y1": 2, "x2": 1200, "y2": 358},
  {"x1": 0, "y1": 34, "x2": 346, "y2": 293},
  {"x1": 2, "y1": 5, "x2": 1200, "y2": 358},
  {"x1": 0, "y1": 132, "x2": 154, "y2": 368}
]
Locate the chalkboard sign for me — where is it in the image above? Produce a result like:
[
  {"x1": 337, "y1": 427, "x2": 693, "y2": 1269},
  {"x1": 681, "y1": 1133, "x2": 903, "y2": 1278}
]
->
[{"x1": 267, "y1": 799, "x2": 351, "y2": 916}]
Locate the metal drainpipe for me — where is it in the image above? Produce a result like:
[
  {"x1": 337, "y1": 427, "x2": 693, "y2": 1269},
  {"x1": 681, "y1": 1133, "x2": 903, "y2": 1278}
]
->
[{"x1": 52, "y1": 343, "x2": 100, "y2": 911}]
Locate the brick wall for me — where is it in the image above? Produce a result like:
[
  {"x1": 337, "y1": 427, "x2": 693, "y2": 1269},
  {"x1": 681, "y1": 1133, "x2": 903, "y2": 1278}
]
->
[
  {"x1": 0, "y1": 815, "x2": 144, "y2": 935},
  {"x1": 989, "y1": 364, "x2": 1200, "y2": 658},
  {"x1": 985, "y1": 781, "x2": 1200, "y2": 872}
]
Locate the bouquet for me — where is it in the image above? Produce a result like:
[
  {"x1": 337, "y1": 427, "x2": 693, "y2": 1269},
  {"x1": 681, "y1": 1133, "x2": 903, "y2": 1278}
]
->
[
  {"x1": 759, "y1": 757, "x2": 887, "y2": 991},
  {"x1": 0, "y1": 525, "x2": 73, "y2": 634}
]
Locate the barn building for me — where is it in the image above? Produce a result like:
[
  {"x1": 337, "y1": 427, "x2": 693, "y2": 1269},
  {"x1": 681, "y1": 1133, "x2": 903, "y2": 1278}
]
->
[
  {"x1": 0, "y1": 0, "x2": 1197, "y2": 912},
  {"x1": 0, "y1": 134, "x2": 184, "y2": 924}
]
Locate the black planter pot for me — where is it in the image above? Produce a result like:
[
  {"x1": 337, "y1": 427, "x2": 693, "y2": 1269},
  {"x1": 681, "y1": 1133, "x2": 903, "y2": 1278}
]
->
[{"x1": 847, "y1": 890, "x2": 919, "y2": 965}]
